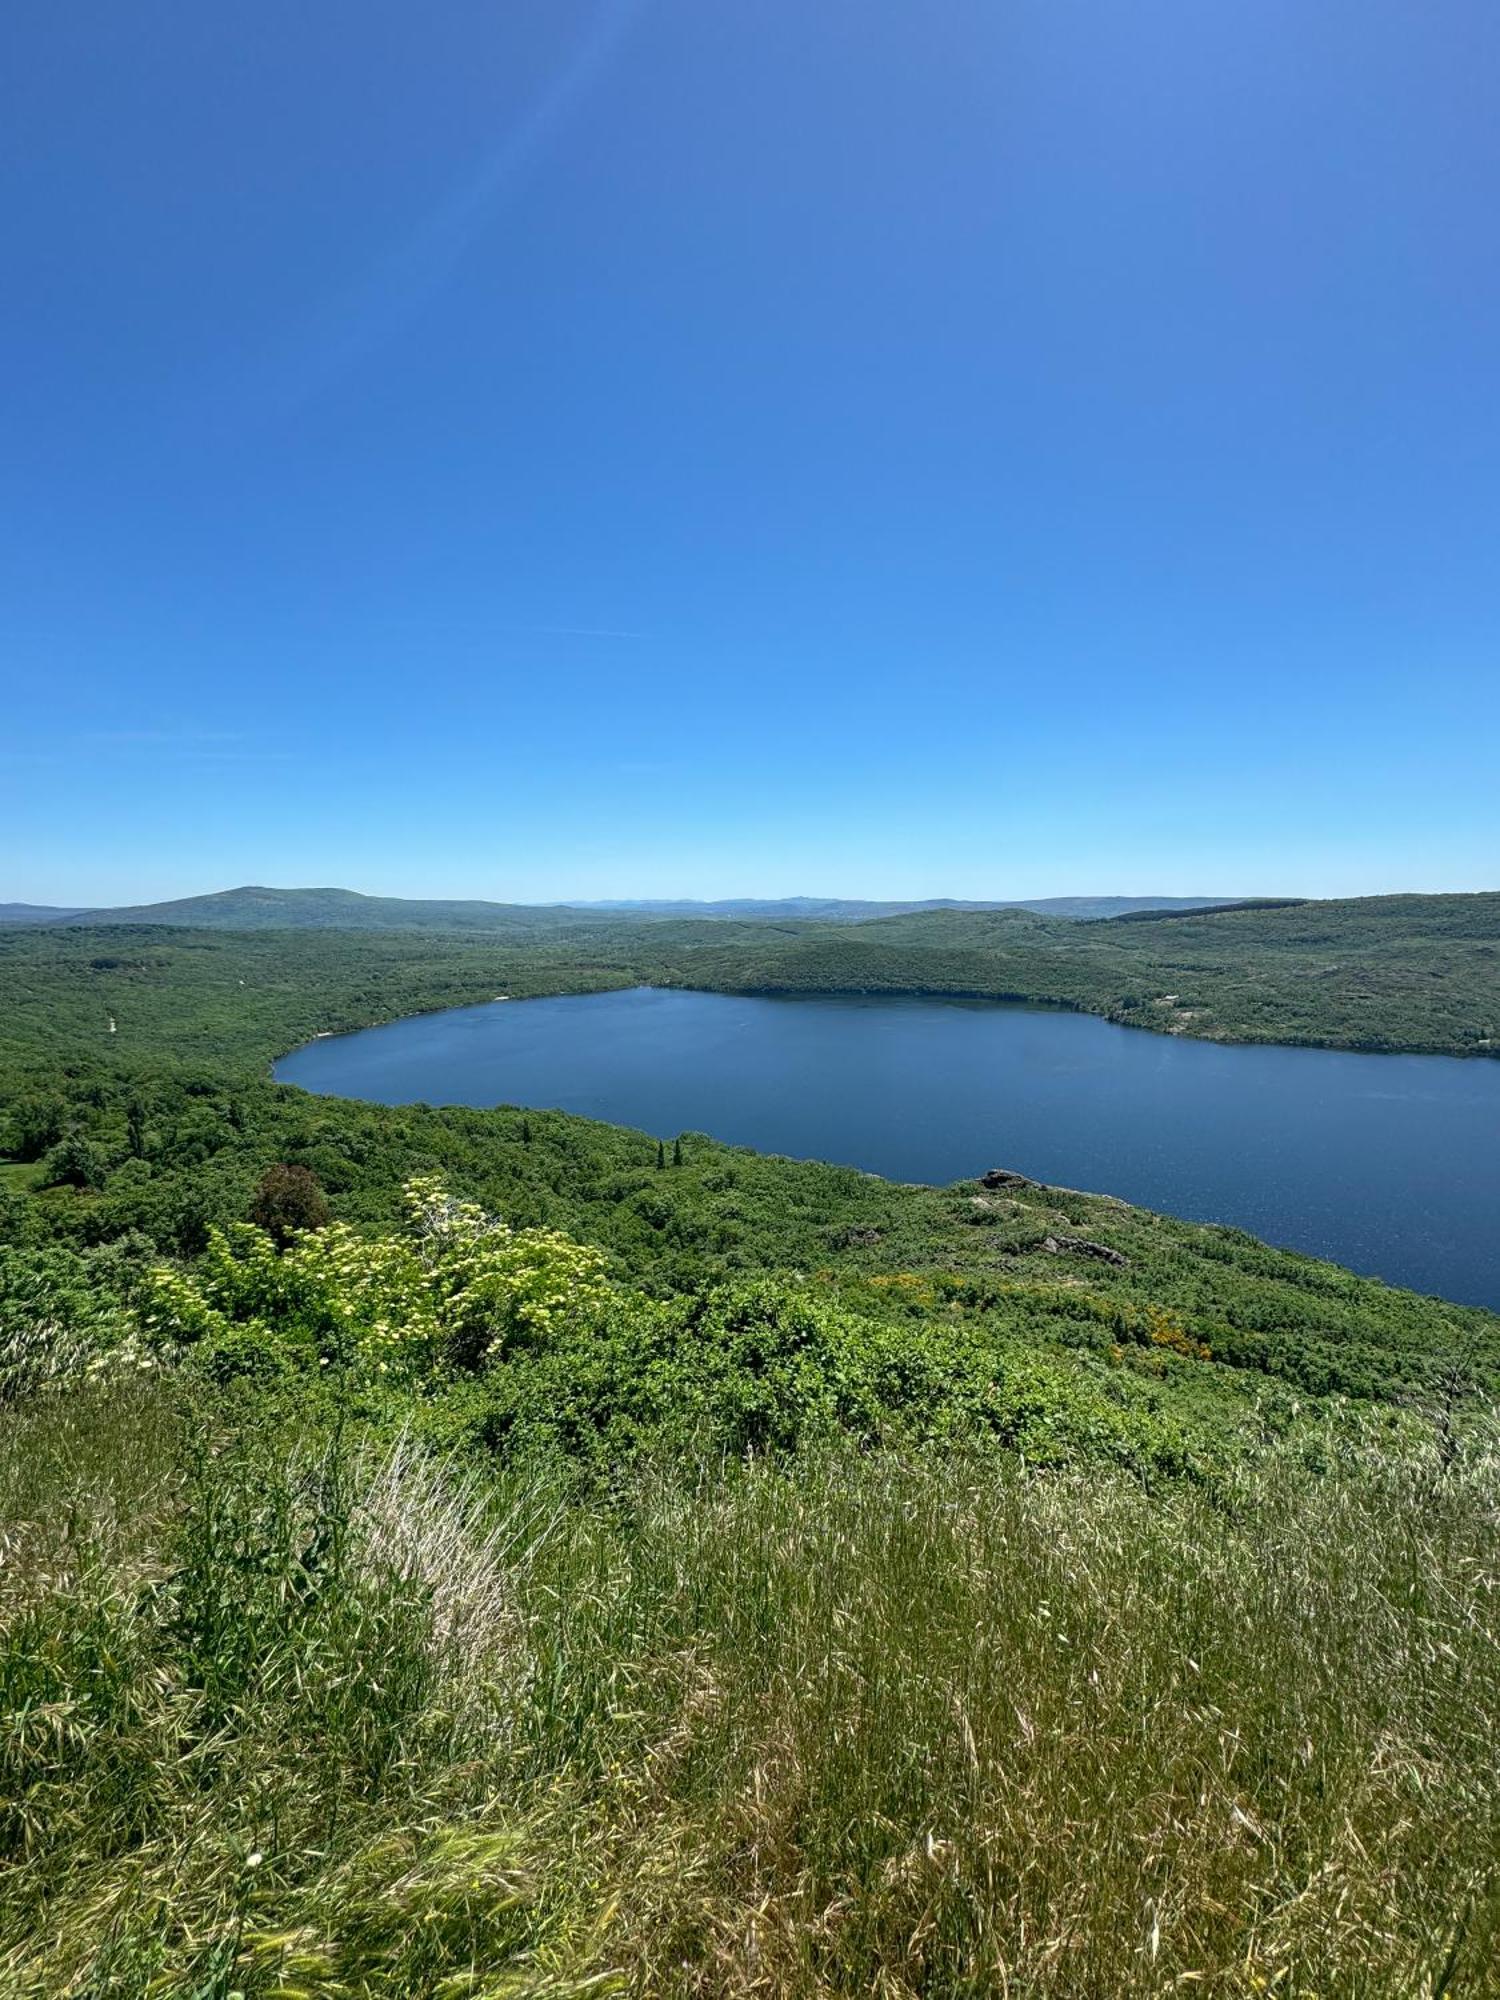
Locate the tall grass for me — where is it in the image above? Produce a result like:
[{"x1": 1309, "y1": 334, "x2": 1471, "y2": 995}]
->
[{"x1": 1, "y1": 1371, "x2": 1496, "y2": 1997}]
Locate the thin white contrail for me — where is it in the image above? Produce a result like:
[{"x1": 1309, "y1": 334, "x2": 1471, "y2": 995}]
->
[
  {"x1": 199, "y1": 0, "x2": 654, "y2": 426},
  {"x1": 349, "y1": 0, "x2": 652, "y2": 335}
]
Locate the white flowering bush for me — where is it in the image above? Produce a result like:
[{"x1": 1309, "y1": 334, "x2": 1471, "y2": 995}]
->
[{"x1": 145, "y1": 1174, "x2": 610, "y2": 1384}]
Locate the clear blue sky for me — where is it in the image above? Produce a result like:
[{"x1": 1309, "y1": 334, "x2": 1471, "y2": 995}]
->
[{"x1": 4, "y1": 1, "x2": 1497, "y2": 905}]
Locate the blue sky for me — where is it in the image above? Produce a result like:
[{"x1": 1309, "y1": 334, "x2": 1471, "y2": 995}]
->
[{"x1": 3, "y1": 0, "x2": 1497, "y2": 905}]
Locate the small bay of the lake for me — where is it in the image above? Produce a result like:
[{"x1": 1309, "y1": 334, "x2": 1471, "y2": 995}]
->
[{"x1": 274, "y1": 986, "x2": 1500, "y2": 1308}]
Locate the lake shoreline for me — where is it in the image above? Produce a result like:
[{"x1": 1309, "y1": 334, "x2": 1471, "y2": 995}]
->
[
  {"x1": 272, "y1": 972, "x2": 1500, "y2": 1068},
  {"x1": 275, "y1": 985, "x2": 1500, "y2": 1308}
]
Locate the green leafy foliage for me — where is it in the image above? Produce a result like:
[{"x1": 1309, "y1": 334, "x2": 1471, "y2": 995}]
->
[
  {"x1": 139, "y1": 1184, "x2": 1204, "y2": 1484},
  {"x1": 149, "y1": 1176, "x2": 610, "y2": 1388},
  {"x1": 248, "y1": 1161, "x2": 330, "y2": 1244}
]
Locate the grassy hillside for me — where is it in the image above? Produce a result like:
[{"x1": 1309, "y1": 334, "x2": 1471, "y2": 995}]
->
[
  {"x1": 4, "y1": 1374, "x2": 1494, "y2": 1998},
  {"x1": 2, "y1": 915, "x2": 1497, "y2": 1993}
]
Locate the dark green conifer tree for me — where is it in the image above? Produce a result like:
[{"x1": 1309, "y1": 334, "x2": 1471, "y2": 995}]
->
[{"x1": 126, "y1": 1094, "x2": 151, "y2": 1160}]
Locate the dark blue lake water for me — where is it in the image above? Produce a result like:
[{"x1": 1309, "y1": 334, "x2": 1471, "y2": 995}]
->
[{"x1": 275, "y1": 986, "x2": 1500, "y2": 1308}]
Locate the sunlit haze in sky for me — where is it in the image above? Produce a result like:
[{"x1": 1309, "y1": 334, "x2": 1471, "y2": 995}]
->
[{"x1": 4, "y1": 2, "x2": 1498, "y2": 904}]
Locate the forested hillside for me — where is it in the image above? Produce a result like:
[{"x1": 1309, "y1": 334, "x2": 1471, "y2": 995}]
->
[
  {"x1": 671, "y1": 892, "x2": 1500, "y2": 1055},
  {"x1": 5, "y1": 889, "x2": 1494, "y2": 1065}
]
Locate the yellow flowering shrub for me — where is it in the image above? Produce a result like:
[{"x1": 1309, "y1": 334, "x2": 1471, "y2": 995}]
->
[{"x1": 1145, "y1": 1303, "x2": 1213, "y2": 1362}]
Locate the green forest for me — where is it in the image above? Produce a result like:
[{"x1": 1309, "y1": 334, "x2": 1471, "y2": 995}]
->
[
  {"x1": 8, "y1": 885, "x2": 1497, "y2": 1059},
  {"x1": 667, "y1": 891, "x2": 1500, "y2": 1056},
  {"x1": 2, "y1": 898, "x2": 1498, "y2": 1994}
]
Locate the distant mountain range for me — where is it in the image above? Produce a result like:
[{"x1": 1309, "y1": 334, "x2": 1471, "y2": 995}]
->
[
  {"x1": 577, "y1": 895, "x2": 1249, "y2": 923},
  {"x1": 0, "y1": 887, "x2": 1252, "y2": 931},
  {"x1": 11, "y1": 887, "x2": 596, "y2": 933},
  {"x1": 0, "y1": 902, "x2": 89, "y2": 924}
]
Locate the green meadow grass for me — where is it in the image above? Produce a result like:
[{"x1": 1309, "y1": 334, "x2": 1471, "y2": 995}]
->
[{"x1": 3, "y1": 1365, "x2": 1495, "y2": 1998}]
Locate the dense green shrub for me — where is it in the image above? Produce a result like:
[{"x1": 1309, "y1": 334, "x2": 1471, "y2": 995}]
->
[
  {"x1": 40, "y1": 1133, "x2": 110, "y2": 1192},
  {"x1": 139, "y1": 1184, "x2": 1211, "y2": 1486},
  {"x1": 248, "y1": 1161, "x2": 331, "y2": 1243}
]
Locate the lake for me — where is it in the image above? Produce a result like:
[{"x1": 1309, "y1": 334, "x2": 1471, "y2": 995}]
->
[{"x1": 275, "y1": 986, "x2": 1500, "y2": 1308}]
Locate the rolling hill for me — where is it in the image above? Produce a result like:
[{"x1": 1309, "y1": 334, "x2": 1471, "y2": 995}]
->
[
  {"x1": 18, "y1": 886, "x2": 604, "y2": 933},
  {"x1": 668, "y1": 891, "x2": 1500, "y2": 1055},
  {"x1": 0, "y1": 902, "x2": 86, "y2": 924},
  {"x1": 2, "y1": 888, "x2": 1496, "y2": 1062}
]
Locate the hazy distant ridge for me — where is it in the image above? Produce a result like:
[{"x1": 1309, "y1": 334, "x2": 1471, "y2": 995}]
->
[
  {"x1": 0, "y1": 902, "x2": 87, "y2": 924},
  {"x1": 575, "y1": 895, "x2": 1246, "y2": 923},
  {"x1": 0, "y1": 886, "x2": 1249, "y2": 931}
]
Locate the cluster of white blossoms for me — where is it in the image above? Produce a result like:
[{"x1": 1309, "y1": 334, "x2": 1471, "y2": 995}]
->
[{"x1": 147, "y1": 1175, "x2": 611, "y2": 1380}]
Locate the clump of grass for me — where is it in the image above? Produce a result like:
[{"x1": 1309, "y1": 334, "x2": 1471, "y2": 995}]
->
[
  {"x1": 537, "y1": 1438, "x2": 1499, "y2": 1996},
  {"x1": 0, "y1": 1368, "x2": 613, "y2": 1998},
  {"x1": 1, "y1": 1372, "x2": 1496, "y2": 1996}
]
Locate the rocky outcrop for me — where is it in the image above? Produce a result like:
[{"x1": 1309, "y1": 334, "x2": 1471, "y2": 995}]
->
[
  {"x1": 980, "y1": 1167, "x2": 1034, "y2": 1190},
  {"x1": 1041, "y1": 1233, "x2": 1129, "y2": 1269}
]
